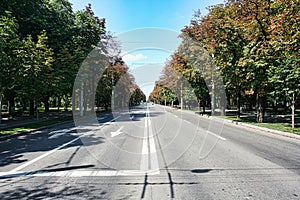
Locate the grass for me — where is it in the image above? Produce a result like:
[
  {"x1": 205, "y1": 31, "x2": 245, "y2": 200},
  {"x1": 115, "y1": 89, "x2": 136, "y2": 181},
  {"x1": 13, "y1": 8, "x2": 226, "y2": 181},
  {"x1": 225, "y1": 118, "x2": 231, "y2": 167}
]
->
[
  {"x1": 0, "y1": 116, "x2": 72, "y2": 135},
  {"x1": 219, "y1": 115, "x2": 300, "y2": 135}
]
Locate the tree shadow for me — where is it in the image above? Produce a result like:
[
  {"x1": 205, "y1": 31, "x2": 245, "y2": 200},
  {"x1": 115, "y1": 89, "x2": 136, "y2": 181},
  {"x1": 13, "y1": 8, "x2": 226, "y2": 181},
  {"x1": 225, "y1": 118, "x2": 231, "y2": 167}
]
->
[
  {"x1": 0, "y1": 177, "x2": 107, "y2": 199},
  {"x1": 0, "y1": 128, "x2": 105, "y2": 168}
]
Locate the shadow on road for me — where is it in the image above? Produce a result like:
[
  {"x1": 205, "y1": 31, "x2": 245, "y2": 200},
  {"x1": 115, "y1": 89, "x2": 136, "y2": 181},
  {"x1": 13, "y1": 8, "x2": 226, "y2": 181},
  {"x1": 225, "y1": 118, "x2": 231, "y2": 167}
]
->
[
  {"x1": 0, "y1": 175, "x2": 108, "y2": 199},
  {"x1": 0, "y1": 129, "x2": 104, "y2": 169}
]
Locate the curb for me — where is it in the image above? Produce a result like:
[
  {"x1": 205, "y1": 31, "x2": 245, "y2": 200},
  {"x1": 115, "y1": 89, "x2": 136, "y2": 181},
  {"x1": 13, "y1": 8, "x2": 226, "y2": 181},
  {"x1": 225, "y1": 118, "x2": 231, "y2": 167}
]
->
[
  {"x1": 0, "y1": 120, "x2": 74, "y2": 141},
  {"x1": 197, "y1": 114, "x2": 300, "y2": 140}
]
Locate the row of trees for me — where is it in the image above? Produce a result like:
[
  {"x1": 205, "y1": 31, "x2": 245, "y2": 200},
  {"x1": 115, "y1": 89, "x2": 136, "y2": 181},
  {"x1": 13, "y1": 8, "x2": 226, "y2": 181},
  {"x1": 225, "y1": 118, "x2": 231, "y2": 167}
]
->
[
  {"x1": 150, "y1": 0, "x2": 299, "y2": 127},
  {"x1": 0, "y1": 0, "x2": 145, "y2": 120}
]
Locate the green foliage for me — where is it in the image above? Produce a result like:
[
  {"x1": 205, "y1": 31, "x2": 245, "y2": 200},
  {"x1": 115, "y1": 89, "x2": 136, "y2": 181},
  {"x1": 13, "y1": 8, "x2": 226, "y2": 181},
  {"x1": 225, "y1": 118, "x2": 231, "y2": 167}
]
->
[
  {"x1": 0, "y1": 14, "x2": 21, "y2": 92},
  {"x1": 176, "y1": 0, "x2": 299, "y2": 122},
  {"x1": 0, "y1": 0, "x2": 115, "y2": 116},
  {"x1": 19, "y1": 30, "x2": 54, "y2": 101}
]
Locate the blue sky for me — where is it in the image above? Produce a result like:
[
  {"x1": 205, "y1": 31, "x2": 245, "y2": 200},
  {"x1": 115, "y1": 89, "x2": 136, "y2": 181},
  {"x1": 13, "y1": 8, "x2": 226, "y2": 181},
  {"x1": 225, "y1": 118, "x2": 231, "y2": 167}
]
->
[
  {"x1": 69, "y1": 0, "x2": 224, "y2": 34},
  {"x1": 69, "y1": 0, "x2": 224, "y2": 98}
]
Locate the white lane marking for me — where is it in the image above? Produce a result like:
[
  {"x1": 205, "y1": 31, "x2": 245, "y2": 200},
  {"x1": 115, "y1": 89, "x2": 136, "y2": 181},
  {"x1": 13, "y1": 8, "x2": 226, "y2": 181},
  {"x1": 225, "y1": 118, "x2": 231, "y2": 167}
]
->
[
  {"x1": 206, "y1": 131, "x2": 226, "y2": 141},
  {"x1": 0, "y1": 169, "x2": 160, "y2": 178},
  {"x1": 10, "y1": 115, "x2": 121, "y2": 173},
  {"x1": 49, "y1": 128, "x2": 77, "y2": 139},
  {"x1": 103, "y1": 116, "x2": 120, "y2": 126},
  {"x1": 140, "y1": 110, "x2": 149, "y2": 171},
  {"x1": 111, "y1": 126, "x2": 123, "y2": 137},
  {"x1": 140, "y1": 107, "x2": 159, "y2": 171},
  {"x1": 97, "y1": 117, "x2": 107, "y2": 120},
  {"x1": 184, "y1": 120, "x2": 192, "y2": 125},
  {"x1": 149, "y1": 137, "x2": 159, "y2": 170},
  {"x1": 49, "y1": 129, "x2": 69, "y2": 135},
  {"x1": 9, "y1": 137, "x2": 80, "y2": 173},
  {"x1": 148, "y1": 120, "x2": 159, "y2": 170},
  {"x1": 167, "y1": 108, "x2": 226, "y2": 141}
]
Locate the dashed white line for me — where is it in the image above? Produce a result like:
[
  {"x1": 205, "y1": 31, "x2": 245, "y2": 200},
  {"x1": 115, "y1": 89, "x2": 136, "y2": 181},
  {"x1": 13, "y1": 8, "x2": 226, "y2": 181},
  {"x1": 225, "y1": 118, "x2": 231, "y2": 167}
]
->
[{"x1": 206, "y1": 131, "x2": 226, "y2": 141}]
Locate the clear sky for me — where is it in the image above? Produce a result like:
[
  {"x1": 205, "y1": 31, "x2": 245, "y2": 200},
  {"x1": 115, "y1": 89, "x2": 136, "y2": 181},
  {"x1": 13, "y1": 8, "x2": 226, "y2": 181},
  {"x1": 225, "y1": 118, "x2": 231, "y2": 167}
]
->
[
  {"x1": 69, "y1": 0, "x2": 224, "y2": 98},
  {"x1": 69, "y1": 0, "x2": 224, "y2": 34}
]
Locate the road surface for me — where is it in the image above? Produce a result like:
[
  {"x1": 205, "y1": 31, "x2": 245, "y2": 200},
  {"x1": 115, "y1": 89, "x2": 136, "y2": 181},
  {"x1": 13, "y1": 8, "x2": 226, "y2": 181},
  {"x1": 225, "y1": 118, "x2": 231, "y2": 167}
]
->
[{"x1": 0, "y1": 104, "x2": 299, "y2": 199}]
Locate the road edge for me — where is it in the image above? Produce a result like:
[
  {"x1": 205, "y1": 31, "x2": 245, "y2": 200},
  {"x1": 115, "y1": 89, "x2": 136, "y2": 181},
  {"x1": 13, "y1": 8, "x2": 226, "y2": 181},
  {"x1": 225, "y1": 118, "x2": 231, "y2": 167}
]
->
[
  {"x1": 199, "y1": 114, "x2": 300, "y2": 140},
  {"x1": 159, "y1": 105, "x2": 300, "y2": 140}
]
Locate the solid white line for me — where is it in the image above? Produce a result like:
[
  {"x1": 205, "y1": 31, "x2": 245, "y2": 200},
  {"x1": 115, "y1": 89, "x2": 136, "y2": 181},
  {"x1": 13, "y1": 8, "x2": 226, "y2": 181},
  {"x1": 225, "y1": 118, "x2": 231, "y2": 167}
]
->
[
  {"x1": 0, "y1": 169, "x2": 160, "y2": 178},
  {"x1": 207, "y1": 131, "x2": 226, "y2": 141},
  {"x1": 140, "y1": 107, "x2": 160, "y2": 171},
  {"x1": 9, "y1": 137, "x2": 80, "y2": 173},
  {"x1": 148, "y1": 111, "x2": 159, "y2": 170},
  {"x1": 140, "y1": 110, "x2": 149, "y2": 171}
]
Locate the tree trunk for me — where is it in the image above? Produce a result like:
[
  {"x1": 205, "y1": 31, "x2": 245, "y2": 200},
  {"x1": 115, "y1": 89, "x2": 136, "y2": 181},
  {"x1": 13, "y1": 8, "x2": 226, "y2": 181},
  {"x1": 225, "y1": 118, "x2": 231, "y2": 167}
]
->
[
  {"x1": 180, "y1": 82, "x2": 183, "y2": 110},
  {"x1": 291, "y1": 92, "x2": 295, "y2": 129},
  {"x1": 83, "y1": 82, "x2": 88, "y2": 114},
  {"x1": 211, "y1": 80, "x2": 215, "y2": 115},
  {"x1": 8, "y1": 96, "x2": 15, "y2": 117},
  {"x1": 0, "y1": 93, "x2": 2, "y2": 124},
  {"x1": 220, "y1": 91, "x2": 226, "y2": 116},
  {"x1": 236, "y1": 86, "x2": 241, "y2": 119},
  {"x1": 80, "y1": 82, "x2": 84, "y2": 116},
  {"x1": 44, "y1": 96, "x2": 50, "y2": 112},
  {"x1": 22, "y1": 98, "x2": 27, "y2": 112},
  {"x1": 35, "y1": 100, "x2": 39, "y2": 121},
  {"x1": 227, "y1": 92, "x2": 231, "y2": 109},
  {"x1": 57, "y1": 97, "x2": 61, "y2": 111},
  {"x1": 29, "y1": 99, "x2": 35, "y2": 116},
  {"x1": 72, "y1": 87, "x2": 75, "y2": 113},
  {"x1": 256, "y1": 93, "x2": 265, "y2": 123},
  {"x1": 64, "y1": 95, "x2": 69, "y2": 111},
  {"x1": 91, "y1": 72, "x2": 95, "y2": 113}
]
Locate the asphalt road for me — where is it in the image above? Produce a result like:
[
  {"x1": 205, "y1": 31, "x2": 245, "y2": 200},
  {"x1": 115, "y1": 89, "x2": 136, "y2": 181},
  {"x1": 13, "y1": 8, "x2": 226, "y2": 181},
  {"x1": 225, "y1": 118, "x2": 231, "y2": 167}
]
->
[{"x1": 0, "y1": 104, "x2": 299, "y2": 199}]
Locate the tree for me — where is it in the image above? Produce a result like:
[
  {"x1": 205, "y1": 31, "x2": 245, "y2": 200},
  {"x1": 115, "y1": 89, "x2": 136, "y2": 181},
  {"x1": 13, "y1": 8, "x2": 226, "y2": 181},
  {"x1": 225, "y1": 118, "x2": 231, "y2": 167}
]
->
[
  {"x1": 0, "y1": 1, "x2": 107, "y2": 116},
  {"x1": 20, "y1": 30, "x2": 54, "y2": 116},
  {"x1": 0, "y1": 13, "x2": 21, "y2": 121},
  {"x1": 268, "y1": 0, "x2": 300, "y2": 128},
  {"x1": 182, "y1": 4, "x2": 249, "y2": 118}
]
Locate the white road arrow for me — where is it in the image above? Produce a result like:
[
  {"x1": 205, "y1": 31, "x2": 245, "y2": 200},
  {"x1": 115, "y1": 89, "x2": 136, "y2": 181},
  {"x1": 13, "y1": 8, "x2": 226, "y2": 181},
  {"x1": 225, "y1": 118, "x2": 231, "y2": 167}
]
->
[{"x1": 111, "y1": 126, "x2": 123, "y2": 137}]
